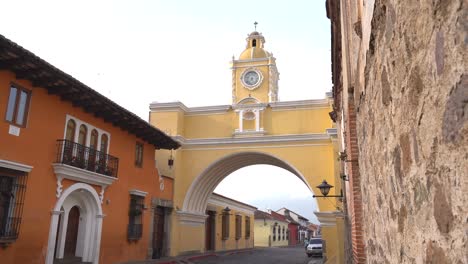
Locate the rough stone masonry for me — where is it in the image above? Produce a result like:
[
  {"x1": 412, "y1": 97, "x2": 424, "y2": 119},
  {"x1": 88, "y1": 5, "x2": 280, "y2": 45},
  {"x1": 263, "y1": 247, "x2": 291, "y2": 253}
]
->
[{"x1": 357, "y1": 0, "x2": 467, "y2": 263}]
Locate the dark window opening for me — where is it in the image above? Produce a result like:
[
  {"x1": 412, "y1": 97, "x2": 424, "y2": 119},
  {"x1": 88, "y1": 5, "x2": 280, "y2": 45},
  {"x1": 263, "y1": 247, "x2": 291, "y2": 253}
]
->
[
  {"x1": 252, "y1": 39, "x2": 257, "y2": 47},
  {"x1": 127, "y1": 195, "x2": 144, "y2": 240},
  {"x1": 273, "y1": 226, "x2": 276, "y2": 241},
  {"x1": 245, "y1": 216, "x2": 250, "y2": 238},
  {"x1": 135, "y1": 142, "x2": 144, "y2": 167},
  {"x1": 0, "y1": 167, "x2": 28, "y2": 243},
  {"x1": 222, "y1": 211, "x2": 230, "y2": 240},
  {"x1": 235, "y1": 215, "x2": 242, "y2": 240}
]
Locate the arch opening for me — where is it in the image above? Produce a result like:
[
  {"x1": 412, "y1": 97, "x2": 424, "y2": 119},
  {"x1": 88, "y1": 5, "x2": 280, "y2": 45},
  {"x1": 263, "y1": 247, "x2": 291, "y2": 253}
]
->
[
  {"x1": 183, "y1": 151, "x2": 319, "y2": 215},
  {"x1": 46, "y1": 183, "x2": 103, "y2": 264}
]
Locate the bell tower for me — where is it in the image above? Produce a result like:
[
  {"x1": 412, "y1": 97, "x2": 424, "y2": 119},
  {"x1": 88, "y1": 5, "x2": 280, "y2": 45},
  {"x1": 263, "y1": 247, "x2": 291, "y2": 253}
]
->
[{"x1": 230, "y1": 28, "x2": 279, "y2": 105}]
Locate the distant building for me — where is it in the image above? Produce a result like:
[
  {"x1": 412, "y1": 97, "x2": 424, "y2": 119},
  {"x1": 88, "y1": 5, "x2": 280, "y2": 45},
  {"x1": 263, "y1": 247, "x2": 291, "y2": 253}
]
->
[
  {"x1": 308, "y1": 223, "x2": 320, "y2": 238},
  {"x1": 205, "y1": 193, "x2": 256, "y2": 252},
  {"x1": 253, "y1": 210, "x2": 288, "y2": 247},
  {"x1": 270, "y1": 210, "x2": 299, "y2": 245},
  {"x1": 275, "y1": 208, "x2": 311, "y2": 243}
]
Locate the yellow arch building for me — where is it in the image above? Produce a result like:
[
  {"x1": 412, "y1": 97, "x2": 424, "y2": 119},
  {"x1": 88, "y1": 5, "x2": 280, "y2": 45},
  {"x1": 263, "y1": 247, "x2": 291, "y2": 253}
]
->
[{"x1": 149, "y1": 31, "x2": 344, "y2": 262}]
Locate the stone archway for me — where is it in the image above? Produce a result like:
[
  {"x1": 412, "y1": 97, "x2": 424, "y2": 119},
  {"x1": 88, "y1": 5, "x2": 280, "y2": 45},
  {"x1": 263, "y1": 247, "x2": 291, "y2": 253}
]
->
[
  {"x1": 182, "y1": 151, "x2": 312, "y2": 215},
  {"x1": 45, "y1": 183, "x2": 103, "y2": 264}
]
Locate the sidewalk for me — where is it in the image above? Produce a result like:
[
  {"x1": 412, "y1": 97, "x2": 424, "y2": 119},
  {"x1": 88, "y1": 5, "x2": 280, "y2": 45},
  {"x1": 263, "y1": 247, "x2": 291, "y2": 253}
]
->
[{"x1": 119, "y1": 248, "x2": 254, "y2": 264}]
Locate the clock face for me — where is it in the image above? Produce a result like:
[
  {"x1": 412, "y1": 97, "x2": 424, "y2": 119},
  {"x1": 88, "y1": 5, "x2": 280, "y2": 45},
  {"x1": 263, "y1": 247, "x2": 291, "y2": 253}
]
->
[
  {"x1": 241, "y1": 69, "x2": 263, "y2": 90},
  {"x1": 243, "y1": 71, "x2": 260, "y2": 86}
]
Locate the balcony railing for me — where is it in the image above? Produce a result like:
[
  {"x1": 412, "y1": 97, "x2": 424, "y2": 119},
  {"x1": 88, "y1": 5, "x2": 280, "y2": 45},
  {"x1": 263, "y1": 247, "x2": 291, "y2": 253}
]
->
[
  {"x1": 55, "y1": 139, "x2": 119, "y2": 178},
  {"x1": 127, "y1": 224, "x2": 143, "y2": 240}
]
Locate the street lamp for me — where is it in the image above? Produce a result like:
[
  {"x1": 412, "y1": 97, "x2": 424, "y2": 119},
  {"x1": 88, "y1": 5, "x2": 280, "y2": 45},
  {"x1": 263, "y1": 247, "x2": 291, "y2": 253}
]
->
[{"x1": 313, "y1": 180, "x2": 343, "y2": 198}]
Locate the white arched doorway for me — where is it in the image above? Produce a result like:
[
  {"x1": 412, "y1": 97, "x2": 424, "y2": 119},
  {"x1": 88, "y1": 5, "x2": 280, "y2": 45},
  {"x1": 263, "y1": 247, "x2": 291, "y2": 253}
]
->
[{"x1": 45, "y1": 183, "x2": 104, "y2": 264}]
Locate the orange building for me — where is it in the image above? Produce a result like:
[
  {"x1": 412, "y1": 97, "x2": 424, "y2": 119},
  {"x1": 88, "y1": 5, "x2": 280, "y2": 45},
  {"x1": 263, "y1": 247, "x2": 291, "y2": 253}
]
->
[{"x1": 0, "y1": 34, "x2": 179, "y2": 264}]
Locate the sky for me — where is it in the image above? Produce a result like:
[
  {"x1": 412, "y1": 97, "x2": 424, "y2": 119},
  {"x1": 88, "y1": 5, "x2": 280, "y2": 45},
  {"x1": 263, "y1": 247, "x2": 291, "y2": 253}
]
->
[{"x1": 0, "y1": 0, "x2": 331, "y2": 223}]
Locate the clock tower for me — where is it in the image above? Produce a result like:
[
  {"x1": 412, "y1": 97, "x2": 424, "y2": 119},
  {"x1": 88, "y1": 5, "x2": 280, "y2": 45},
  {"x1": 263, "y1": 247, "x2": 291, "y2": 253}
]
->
[{"x1": 230, "y1": 30, "x2": 279, "y2": 105}]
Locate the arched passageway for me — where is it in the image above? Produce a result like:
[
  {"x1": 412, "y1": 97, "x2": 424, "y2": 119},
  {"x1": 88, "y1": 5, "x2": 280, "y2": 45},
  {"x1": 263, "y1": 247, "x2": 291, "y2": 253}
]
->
[{"x1": 183, "y1": 151, "x2": 314, "y2": 215}]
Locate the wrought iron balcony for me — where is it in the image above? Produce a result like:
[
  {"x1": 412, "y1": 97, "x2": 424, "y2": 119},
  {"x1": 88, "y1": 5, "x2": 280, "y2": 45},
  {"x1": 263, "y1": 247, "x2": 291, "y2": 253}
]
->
[
  {"x1": 55, "y1": 139, "x2": 119, "y2": 178},
  {"x1": 127, "y1": 224, "x2": 143, "y2": 240}
]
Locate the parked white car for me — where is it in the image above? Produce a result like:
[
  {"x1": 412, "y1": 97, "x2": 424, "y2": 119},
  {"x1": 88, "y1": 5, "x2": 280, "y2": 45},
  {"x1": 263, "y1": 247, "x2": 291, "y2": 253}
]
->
[{"x1": 306, "y1": 238, "x2": 323, "y2": 257}]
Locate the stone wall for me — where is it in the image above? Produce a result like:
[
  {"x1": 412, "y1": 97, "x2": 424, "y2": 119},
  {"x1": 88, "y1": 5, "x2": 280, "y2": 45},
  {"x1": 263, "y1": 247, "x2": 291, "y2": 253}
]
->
[{"x1": 357, "y1": 0, "x2": 467, "y2": 263}]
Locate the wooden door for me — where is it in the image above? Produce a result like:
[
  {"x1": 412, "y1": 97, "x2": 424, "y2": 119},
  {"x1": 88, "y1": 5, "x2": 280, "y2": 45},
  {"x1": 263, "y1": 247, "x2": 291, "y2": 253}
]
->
[
  {"x1": 205, "y1": 211, "x2": 215, "y2": 251},
  {"x1": 152, "y1": 207, "x2": 165, "y2": 259},
  {"x1": 64, "y1": 206, "x2": 80, "y2": 257}
]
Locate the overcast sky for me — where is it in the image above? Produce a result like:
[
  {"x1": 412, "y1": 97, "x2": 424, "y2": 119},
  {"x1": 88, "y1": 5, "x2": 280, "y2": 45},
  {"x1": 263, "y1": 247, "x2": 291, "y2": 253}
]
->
[{"x1": 0, "y1": 0, "x2": 331, "y2": 223}]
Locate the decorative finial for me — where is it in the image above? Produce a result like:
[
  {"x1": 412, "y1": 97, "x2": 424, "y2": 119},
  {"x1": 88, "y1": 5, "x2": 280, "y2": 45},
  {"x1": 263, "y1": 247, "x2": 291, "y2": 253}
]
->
[{"x1": 254, "y1": 21, "x2": 258, "y2": 31}]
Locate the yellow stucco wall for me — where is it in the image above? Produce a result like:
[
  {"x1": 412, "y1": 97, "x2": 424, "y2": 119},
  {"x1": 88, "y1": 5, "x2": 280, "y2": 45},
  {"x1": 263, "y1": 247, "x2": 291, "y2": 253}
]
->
[
  {"x1": 210, "y1": 206, "x2": 254, "y2": 251},
  {"x1": 254, "y1": 219, "x2": 288, "y2": 247},
  {"x1": 151, "y1": 106, "x2": 333, "y2": 139}
]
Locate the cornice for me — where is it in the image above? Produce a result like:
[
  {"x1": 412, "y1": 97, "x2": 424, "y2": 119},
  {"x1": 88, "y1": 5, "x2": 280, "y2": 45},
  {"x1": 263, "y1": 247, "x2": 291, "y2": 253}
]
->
[
  {"x1": 208, "y1": 193, "x2": 257, "y2": 214},
  {"x1": 176, "y1": 211, "x2": 208, "y2": 226},
  {"x1": 129, "y1": 189, "x2": 148, "y2": 197},
  {"x1": 231, "y1": 57, "x2": 269, "y2": 64},
  {"x1": 314, "y1": 211, "x2": 344, "y2": 227},
  {"x1": 150, "y1": 99, "x2": 331, "y2": 115},
  {"x1": 326, "y1": 128, "x2": 338, "y2": 138},
  {"x1": 52, "y1": 163, "x2": 117, "y2": 186},
  {"x1": 270, "y1": 99, "x2": 330, "y2": 111},
  {"x1": 173, "y1": 133, "x2": 332, "y2": 148},
  {"x1": 232, "y1": 102, "x2": 268, "y2": 110},
  {"x1": 150, "y1": 101, "x2": 231, "y2": 115},
  {"x1": 0, "y1": 159, "x2": 33, "y2": 172}
]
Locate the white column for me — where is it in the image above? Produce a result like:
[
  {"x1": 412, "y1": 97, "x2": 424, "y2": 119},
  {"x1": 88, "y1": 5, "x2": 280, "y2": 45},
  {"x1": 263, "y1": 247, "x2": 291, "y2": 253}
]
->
[
  {"x1": 57, "y1": 210, "x2": 69, "y2": 258},
  {"x1": 238, "y1": 110, "x2": 244, "y2": 132},
  {"x1": 45, "y1": 211, "x2": 62, "y2": 264},
  {"x1": 93, "y1": 214, "x2": 105, "y2": 264},
  {"x1": 255, "y1": 110, "x2": 260, "y2": 131}
]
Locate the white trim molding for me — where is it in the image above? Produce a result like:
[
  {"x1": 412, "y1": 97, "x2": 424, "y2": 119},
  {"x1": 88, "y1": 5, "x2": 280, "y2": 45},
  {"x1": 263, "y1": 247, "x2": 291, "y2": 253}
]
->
[
  {"x1": 314, "y1": 211, "x2": 344, "y2": 227},
  {"x1": 233, "y1": 129, "x2": 266, "y2": 137},
  {"x1": 0, "y1": 159, "x2": 33, "y2": 172},
  {"x1": 176, "y1": 211, "x2": 208, "y2": 226},
  {"x1": 208, "y1": 193, "x2": 257, "y2": 215},
  {"x1": 149, "y1": 101, "x2": 231, "y2": 115},
  {"x1": 129, "y1": 189, "x2": 148, "y2": 197},
  {"x1": 270, "y1": 99, "x2": 330, "y2": 111},
  {"x1": 326, "y1": 128, "x2": 338, "y2": 139},
  {"x1": 53, "y1": 163, "x2": 117, "y2": 201},
  {"x1": 174, "y1": 133, "x2": 332, "y2": 148},
  {"x1": 45, "y1": 183, "x2": 103, "y2": 264}
]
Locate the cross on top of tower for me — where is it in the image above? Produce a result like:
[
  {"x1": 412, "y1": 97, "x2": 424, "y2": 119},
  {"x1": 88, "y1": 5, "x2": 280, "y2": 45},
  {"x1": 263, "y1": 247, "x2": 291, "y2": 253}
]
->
[{"x1": 254, "y1": 21, "x2": 258, "y2": 31}]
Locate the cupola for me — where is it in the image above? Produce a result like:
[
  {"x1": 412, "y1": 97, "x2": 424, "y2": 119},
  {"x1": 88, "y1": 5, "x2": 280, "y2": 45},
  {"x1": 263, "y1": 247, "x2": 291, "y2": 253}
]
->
[{"x1": 239, "y1": 31, "x2": 270, "y2": 60}]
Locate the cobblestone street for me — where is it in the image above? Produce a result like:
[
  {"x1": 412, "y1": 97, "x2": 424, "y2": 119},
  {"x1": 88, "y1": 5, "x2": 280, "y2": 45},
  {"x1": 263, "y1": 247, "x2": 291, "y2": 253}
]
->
[
  {"x1": 192, "y1": 247, "x2": 322, "y2": 264},
  {"x1": 121, "y1": 246, "x2": 323, "y2": 264}
]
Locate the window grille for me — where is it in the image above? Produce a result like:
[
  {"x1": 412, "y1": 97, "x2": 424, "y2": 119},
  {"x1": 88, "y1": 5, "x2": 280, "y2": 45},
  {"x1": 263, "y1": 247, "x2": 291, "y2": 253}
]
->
[
  {"x1": 127, "y1": 195, "x2": 144, "y2": 240},
  {"x1": 0, "y1": 168, "x2": 28, "y2": 243}
]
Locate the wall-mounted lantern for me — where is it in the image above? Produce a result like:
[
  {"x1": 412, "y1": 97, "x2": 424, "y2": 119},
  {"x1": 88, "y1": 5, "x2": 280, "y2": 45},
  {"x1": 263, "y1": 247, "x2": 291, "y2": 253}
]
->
[
  {"x1": 223, "y1": 206, "x2": 231, "y2": 214},
  {"x1": 168, "y1": 150, "x2": 174, "y2": 169},
  {"x1": 313, "y1": 180, "x2": 343, "y2": 198}
]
